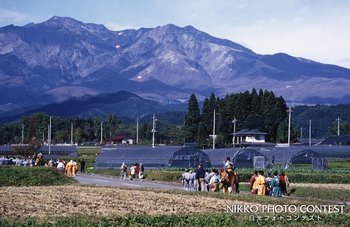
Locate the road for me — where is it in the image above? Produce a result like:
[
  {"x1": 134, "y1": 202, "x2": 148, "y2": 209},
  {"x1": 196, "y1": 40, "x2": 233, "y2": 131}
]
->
[{"x1": 75, "y1": 173, "x2": 183, "y2": 190}]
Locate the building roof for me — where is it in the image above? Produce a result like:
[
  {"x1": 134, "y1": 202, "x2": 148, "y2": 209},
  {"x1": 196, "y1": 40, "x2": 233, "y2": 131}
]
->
[
  {"x1": 318, "y1": 136, "x2": 350, "y2": 146},
  {"x1": 292, "y1": 138, "x2": 324, "y2": 145},
  {"x1": 109, "y1": 136, "x2": 126, "y2": 141},
  {"x1": 233, "y1": 129, "x2": 267, "y2": 136}
]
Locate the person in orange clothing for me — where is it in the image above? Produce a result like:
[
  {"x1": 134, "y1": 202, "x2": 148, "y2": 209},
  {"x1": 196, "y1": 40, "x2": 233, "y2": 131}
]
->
[
  {"x1": 250, "y1": 170, "x2": 258, "y2": 194},
  {"x1": 65, "y1": 160, "x2": 73, "y2": 177},
  {"x1": 72, "y1": 160, "x2": 78, "y2": 176},
  {"x1": 256, "y1": 171, "x2": 266, "y2": 196}
]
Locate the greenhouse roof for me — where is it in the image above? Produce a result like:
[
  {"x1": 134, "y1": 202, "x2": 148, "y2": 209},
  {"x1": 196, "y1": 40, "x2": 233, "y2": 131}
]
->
[{"x1": 96, "y1": 145, "x2": 205, "y2": 168}]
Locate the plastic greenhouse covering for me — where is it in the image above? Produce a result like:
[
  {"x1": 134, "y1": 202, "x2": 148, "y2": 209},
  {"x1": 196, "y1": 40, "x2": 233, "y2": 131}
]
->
[{"x1": 96, "y1": 145, "x2": 210, "y2": 168}]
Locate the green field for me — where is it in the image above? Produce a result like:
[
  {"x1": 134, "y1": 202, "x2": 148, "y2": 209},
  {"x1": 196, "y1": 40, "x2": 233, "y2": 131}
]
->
[
  {"x1": 328, "y1": 160, "x2": 350, "y2": 169},
  {"x1": 77, "y1": 146, "x2": 101, "y2": 170},
  {"x1": 0, "y1": 166, "x2": 76, "y2": 186}
]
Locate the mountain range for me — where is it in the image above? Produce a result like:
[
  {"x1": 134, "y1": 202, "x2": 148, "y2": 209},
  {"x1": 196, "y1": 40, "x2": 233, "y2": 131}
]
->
[
  {"x1": 0, "y1": 90, "x2": 187, "y2": 123},
  {"x1": 1, "y1": 16, "x2": 350, "y2": 120}
]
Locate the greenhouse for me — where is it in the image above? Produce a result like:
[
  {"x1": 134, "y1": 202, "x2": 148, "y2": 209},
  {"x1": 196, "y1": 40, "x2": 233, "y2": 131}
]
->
[
  {"x1": 96, "y1": 144, "x2": 350, "y2": 170},
  {"x1": 95, "y1": 145, "x2": 210, "y2": 169},
  {"x1": 39, "y1": 146, "x2": 77, "y2": 155},
  {"x1": 0, "y1": 145, "x2": 77, "y2": 158},
  {"x1": 288, "y1": 149, "x2": 327, "y2": 170},
  {"x1": 203, "y1": 148, "x2": 268, "y2": 169},
  {"x1": 0, "y1": 145, "x2": 11, "y2": 155},
  {"x1": 258, "y1": 145, "x2": 350, "y2": 170}
]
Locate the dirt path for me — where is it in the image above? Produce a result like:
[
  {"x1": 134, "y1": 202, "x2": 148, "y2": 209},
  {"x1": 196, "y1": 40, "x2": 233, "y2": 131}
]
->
[{"x1": 0, "y1": 185, "x2": 252, "y2": 219}]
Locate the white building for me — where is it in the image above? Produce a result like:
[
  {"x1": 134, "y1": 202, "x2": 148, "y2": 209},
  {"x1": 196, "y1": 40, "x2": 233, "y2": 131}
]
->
[
  {"x1": 122, "y1": 138, "x2": 134, "y2": 145},
  {"x1": 233, "y1": 129, "x2": 267, "y2": 144}
]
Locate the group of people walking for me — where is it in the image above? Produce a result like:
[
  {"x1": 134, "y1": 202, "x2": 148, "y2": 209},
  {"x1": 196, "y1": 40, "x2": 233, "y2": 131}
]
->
[
  {"x1": 182, "y1": 159, "x2": 290, "y2": 197},
  {"x1": 119, "y1": 162, "x2": 144, "y2": 180},
  {"x1": 250, "y1": 170, "x2": 289, "y2": 197},
  {"x1": 0, "y1": 153, "x2": 86, "y2": 177},
  {"x1": 55, "y1": 158, "x2": 86, "y2": 176},
  {"x1": 182, "y1": 161, "x2": 238, "y2": 193}
]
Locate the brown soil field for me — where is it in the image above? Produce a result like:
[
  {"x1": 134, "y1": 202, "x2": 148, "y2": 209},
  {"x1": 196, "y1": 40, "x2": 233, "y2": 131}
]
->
[
  {"x1": 0, "y1": 185, "x2": 253, "y2": 219},
  {"x1": 290, "y1": 183, "x2": 350, "y2": 190}
]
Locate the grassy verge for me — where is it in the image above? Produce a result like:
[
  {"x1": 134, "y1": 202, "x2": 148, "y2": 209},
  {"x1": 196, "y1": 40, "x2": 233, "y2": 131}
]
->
[
  {"x1": 87, "y1": 168, "x2": 118, "y2": 175},
  {"x1": 77, "y1": 146, "x2": 100, "y2": 170},
  {"x1": 0, "y1": 166, "x2": 76, "y2": 186},
  {"x1": 139, "y1": 169, "x2": 350, "y2": 184},
  {"x1": 328, "y1": 160, "x2": 350, "y2": 169}
]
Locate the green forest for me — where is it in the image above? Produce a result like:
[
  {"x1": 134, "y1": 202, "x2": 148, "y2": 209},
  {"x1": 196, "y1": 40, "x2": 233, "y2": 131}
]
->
[{"x1": 1, "y1": 89, "x2": 349, "y2": 147}]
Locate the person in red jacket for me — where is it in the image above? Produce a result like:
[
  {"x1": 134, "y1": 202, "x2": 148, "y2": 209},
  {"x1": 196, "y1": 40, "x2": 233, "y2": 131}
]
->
[
  {"x1": 279, "y1": 172, "x2": 290, "y2": 196},
  {"x1": 135, "y1": 163, "x2": 140, "y2": 176}
]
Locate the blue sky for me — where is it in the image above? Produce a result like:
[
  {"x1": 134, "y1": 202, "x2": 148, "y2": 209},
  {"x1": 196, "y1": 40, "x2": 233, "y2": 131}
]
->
[{"x1": 1, "y1": 0, "x2": 349, "y2": 68}]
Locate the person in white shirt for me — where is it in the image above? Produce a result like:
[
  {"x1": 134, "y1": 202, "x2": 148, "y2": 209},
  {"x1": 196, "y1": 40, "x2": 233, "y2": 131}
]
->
[
  {"x1": 57, "y1": 161, "x2": 65, "y2": 173},
  {"x1": 209, "y1": 170, "x2": 220, "y2": 192},
  {"x1": 120, "y1": 162, "x2": 127, "y2": 180},
  {"x1": 129, "y1": 165, "x2": 136, "y2": 180}
]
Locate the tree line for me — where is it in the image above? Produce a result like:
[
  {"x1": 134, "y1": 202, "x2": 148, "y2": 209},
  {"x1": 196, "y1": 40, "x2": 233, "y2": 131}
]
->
[
  {"x1": 293, "y1": 104, "x2": 350, "y2": 138},
  {"x1": 184, "y1": 89, "x2": 291, "y2": 148},
  {"x1": 0, "y1": 112, "x2": 184, "y2": 146},
  {"x1": 0, "y1": 89, "x2": 292, "y2": 146},
  {"x1": 1, "y1": 89, "x2": 349, "y2": 146}
]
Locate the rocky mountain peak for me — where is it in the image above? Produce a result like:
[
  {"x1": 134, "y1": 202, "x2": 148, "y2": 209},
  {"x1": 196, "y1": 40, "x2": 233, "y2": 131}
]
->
[{"x1": 0, "y1": 17, "x2": 350, "y2": 115}]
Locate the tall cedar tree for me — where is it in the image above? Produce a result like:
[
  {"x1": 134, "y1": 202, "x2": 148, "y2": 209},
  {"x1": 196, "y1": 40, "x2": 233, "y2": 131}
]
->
[
  {"x1": 200, "y1": 89, "x2": 289, "y2": 146},
  {"x1": 184, "y1": 94, "x2": 200, "y2": 143},
  {"x1": 198, "y1": 93, "x2": 217, "y2": 147}
]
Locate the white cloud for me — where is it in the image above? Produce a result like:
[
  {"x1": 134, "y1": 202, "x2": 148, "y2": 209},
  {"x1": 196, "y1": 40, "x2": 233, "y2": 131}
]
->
[
  {"x1": 213, "y1": 4, "x2": 350, "y2": 68},
  {"x1": 156, "y1": 0, "x2": 350, "y2": 68},
  {"x1": 105, "y1": 22, "x2": 140, "y2": 31},
  {"x1": 0, "y1": 8, "x2": 26, "y2": 23}
]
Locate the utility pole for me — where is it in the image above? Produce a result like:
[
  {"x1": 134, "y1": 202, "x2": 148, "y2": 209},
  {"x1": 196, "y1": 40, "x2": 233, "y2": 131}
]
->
[
  {"x1": 49, "y1": 116, "x2": 52, "y2": 155},
  {"x1": 151, "y1": 114, "x2": 157, "y2": 148},
  {"x1": 336, "y1": 117, "x2": 341, "y2": 136},
  {"x1": 232, "y1": 118, "x2": 237, "y2": 147},
  {"x1": 21, "y1": 124, "x2": 24, "y2": 144},
  {"x1": 309, "y1": 119, "x2": 312, "y2": 147},
  {"x1": 136, "y1": 118, "x2": 139, "y2": 144},
  {"x1": 300, "y1": 127, "x2": 303, "y2": 138},
  {"x1": 100, "y1": 121, "x2": 103, "y2": 144},
  {"x1": 47, "y1": 125, "x2": 49, "y2": 145},
  {"x1": 287, "y1": 106, "x2": 292, "y2": 147},
  {"x1": 70, "y1": 122, "x2": 73, "y2": 146},
  {"x1": 209, "y1": 110, "x2": 217, "y2": 149},
  {"x1": 137, "y1": 75, "x2": 142, "y2": 145},
  {"x1": 183, "y1": 119, "x2": 186, "y2": 146}
]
